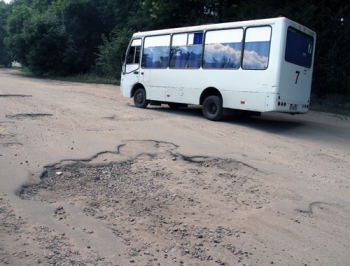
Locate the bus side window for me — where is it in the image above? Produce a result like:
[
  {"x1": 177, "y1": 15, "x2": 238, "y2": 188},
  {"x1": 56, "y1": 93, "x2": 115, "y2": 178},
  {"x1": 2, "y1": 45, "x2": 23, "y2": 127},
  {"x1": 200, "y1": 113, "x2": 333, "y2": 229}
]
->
[
  {"x1": 242, "y1": 26, "x2": 271, "y2": 70},
  {"x1": 203, "y1": 28, "x2": 243, "y2": 69},
  {"x1": 187, "y1": 33, "x2": 203, "y2": 68},
  {"x1": 170, "y1": 32, "x2": 203, "y2": 69},
  {"x1": 142, "y1": 35, "x2": 170, "y2": 68}
]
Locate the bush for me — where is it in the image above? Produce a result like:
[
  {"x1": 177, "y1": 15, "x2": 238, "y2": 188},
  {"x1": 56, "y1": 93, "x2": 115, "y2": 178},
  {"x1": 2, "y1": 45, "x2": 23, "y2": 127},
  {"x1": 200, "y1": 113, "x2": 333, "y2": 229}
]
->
[{"x1": 94, "y1": 28, "x2": 132, "y2": 78}]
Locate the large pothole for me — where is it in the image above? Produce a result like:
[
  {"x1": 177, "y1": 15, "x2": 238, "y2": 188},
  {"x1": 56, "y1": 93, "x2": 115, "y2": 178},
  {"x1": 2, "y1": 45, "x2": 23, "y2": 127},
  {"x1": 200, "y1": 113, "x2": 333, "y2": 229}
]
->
[{"x1": 18, "y1": 140, "x2": 273, "y2": 265}]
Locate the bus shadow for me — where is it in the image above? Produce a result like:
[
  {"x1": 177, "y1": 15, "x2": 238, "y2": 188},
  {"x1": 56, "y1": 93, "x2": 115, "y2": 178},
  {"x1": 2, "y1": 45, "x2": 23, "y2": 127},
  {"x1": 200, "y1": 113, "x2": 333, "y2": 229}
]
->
[
  {"x1": 154, "y1": 106, "x2": 306, "y2": 135},
  {"x1": 225, "y1": 115, "x2": 306, "y2": 135},
  {"x1": 152, "y1": 106, "x2": 203, "y2": 118}
]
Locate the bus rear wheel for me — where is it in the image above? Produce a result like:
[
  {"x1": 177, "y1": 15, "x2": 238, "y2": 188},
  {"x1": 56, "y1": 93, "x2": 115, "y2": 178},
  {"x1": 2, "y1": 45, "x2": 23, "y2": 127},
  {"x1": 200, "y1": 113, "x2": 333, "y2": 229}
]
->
[
  {"x1": 134, "y1": 88, "x2": 149, "y2": 108},
  {"x1": 202, "y1": 95, "x2": 223, "y2": 121}
]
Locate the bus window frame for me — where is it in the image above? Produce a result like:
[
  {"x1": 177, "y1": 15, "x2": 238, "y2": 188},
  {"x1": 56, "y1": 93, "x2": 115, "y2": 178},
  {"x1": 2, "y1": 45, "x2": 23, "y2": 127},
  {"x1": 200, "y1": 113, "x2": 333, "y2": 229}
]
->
[
  {"x1": 203, "y1": 27, "x2": 244, "y2": 70},
  {"x1": 169, "y1": 31, "x2": 204, "y2": 69},
  {"x1": 142, "y1": 34, "x2": 171, "y2": 69},
  {"x1": 242, "y1": 25, "x2": 272, "y2": 71}
]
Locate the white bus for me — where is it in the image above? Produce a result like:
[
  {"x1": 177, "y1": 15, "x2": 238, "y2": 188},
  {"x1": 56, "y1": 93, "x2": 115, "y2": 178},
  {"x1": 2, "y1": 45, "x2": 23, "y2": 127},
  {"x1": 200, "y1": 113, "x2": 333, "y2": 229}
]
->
[{"x1": 120, "y1": 17, "x2": 316, "y2": 121}]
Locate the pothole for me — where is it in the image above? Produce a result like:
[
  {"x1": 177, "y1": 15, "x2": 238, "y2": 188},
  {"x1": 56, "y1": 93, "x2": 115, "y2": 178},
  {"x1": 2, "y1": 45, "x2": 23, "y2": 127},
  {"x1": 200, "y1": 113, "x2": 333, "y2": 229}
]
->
[
  {"x1": 18, "y1": 140, "x2": 272, "y2": 265},
  {"x1": 0, "y1": 134, "x2": 16, "y2": 140},
  {"x1": 5, "y1": 114, "x2": 53, "y2": 120},
  {"x1": 0, "y1": 143, "x2": 23, "y2": 149},
  {"x1": 0, "y1": 94, "x2": 32, "y2": 98}
]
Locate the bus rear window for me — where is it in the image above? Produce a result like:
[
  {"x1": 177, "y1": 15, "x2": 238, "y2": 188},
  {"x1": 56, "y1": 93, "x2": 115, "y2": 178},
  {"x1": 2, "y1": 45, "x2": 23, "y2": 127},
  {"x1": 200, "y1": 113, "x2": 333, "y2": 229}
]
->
[{"x1": 285, "y1": 27, "x2": 314, "y2": 68}]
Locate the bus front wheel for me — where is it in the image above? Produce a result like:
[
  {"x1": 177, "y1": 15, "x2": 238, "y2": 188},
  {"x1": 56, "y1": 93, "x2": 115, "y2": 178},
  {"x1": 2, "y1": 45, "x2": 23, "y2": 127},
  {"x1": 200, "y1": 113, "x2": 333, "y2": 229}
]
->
[
  {"x1": 202, "y1": 95, "x2": 223, "y2": 121},
  {"x1": 134, "y1": 88, "x2": 149, "y2": 108}
]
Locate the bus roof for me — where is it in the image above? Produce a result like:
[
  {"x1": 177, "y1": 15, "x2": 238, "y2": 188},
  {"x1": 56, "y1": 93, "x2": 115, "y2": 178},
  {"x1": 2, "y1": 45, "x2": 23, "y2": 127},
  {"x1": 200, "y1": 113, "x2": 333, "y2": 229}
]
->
[{"x1": 132, "y1": 17, "x2": 315, "y2": 38}]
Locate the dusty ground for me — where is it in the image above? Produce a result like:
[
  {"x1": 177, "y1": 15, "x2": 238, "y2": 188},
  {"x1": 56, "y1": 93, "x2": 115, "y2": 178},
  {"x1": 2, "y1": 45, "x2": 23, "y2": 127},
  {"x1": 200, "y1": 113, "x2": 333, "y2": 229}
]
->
[{"x1": 0, "y1": 68, "x2": 350, "y2": 266}]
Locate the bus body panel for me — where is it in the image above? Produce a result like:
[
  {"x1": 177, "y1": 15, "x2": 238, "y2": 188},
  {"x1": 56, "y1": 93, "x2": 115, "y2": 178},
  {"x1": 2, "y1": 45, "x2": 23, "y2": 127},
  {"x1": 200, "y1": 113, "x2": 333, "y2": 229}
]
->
[
  {"x1": 141, "y1": 68, "x2": 278, "y2": 111},
  {"x1": 120, "y1": 17, "x2": 316, "y2": 116}
]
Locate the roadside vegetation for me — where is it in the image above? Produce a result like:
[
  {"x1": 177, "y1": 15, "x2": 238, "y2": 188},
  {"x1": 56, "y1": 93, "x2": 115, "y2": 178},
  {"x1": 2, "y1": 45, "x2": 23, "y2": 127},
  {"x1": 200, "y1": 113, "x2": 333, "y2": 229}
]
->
[
  {"x1": 1, "y1": 0, "x2": 349, "y2": 114},
  {"x1": 8, "y1": 66, "x2": 120, "y2": 85},
  {"x1": 310, "y1": 94, "x2": 350, "y2": 116},
  {"x1": 310, "y1": 105, "x2": 350, "y2": 117}
]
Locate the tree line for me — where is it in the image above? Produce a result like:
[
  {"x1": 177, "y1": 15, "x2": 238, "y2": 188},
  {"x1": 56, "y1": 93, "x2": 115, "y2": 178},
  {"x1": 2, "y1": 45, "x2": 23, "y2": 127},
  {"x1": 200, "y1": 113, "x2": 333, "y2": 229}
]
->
[{"x1": 0, "y1": 0, "x2": 349, "y2": 95}]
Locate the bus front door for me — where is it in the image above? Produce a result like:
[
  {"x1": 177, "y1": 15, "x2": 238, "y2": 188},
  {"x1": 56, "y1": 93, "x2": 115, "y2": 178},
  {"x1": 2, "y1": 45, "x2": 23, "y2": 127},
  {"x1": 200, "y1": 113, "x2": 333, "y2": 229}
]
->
[{"x1": 121, "y1": 39, "x2": 141, "y2": 97}]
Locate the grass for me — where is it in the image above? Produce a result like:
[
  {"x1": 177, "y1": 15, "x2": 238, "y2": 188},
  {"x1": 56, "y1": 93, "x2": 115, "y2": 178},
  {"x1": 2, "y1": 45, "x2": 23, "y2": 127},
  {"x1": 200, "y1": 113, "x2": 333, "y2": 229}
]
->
[
  {"x1": 310, "y1": 94, "x2": 350, "y2": 116},
  {"x1": 8, "y1": 67, "x2": 120, "y2": 85},
  {"x1": 310, "y1": 103, "x2": 350, "y2": 116},
  {"x1": 56, "y1": 73, "x2": 120, "y2": 85}
]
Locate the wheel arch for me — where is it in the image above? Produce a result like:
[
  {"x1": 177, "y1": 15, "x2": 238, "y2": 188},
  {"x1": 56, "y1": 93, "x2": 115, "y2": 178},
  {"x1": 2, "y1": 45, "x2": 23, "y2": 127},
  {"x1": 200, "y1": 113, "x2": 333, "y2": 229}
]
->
[
  {"x1": 131, "y1": 83, "x2": 146, "y2": 98},
  {"x1": 200, "y1": 87, "x2": 222, "y2": 105}
]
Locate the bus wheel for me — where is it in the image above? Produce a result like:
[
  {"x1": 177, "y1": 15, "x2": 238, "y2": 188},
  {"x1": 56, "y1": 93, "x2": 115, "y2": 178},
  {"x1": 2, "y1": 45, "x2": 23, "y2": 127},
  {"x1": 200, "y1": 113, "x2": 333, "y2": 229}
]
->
[
  {"x1": 202, "y1": 95, "x2": 223, "y2": 121},
  {"x1": 134, "y1": 88, "x2": 149, "y2": 108}
]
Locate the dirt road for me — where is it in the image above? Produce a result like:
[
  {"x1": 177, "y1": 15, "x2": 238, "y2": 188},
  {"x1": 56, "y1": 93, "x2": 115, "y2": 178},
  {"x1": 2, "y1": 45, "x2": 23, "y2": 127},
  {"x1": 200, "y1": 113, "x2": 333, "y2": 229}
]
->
[{"x1": 1, "y1": 68, "x2": 350, "y2": 266}]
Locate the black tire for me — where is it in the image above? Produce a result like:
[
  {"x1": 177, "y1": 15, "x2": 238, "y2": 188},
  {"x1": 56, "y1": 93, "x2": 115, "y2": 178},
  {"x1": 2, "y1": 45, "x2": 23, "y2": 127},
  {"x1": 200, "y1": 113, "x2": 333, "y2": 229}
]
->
[
  {"x1": 202, "y1": 95, "x2": 223, "y2": 121},
  {"x1": 133, "y1": 88, "x2": 149, "y2": 108}
]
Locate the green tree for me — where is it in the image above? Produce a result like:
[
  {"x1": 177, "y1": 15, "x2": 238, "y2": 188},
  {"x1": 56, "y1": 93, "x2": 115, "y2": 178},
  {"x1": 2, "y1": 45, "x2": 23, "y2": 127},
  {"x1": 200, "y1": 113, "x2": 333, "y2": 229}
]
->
[
  {"x1": 94, "y1": 28, "x2": 132, "y2": 77},
  {"x1": 22, "y1": 10, "x2": 77, "y2": 76},
  {"x1": 311, "y1": 1, "x2": 350, "y2": 94},
  {"x1": 4, "y1": 4, "x2": 33, "y2": 66},
  {"x1": 132, "y1": 0, "x2": 217, "y2": 30},
  {"x1": 0, "y1": 1, "x2": 12, "y2": 67},
  {"x1": 52, "y1": 0, "x2": 119, "y2": 73},
  {"x1": 9, "y1": 0, "x2": 33, "y2": 7},
  {"x1": 4, "y1": 4, "x2": 78, "y2": 75},
  {"x1": 5, "y1": 0, "x2": 124, "y2": 75}
]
